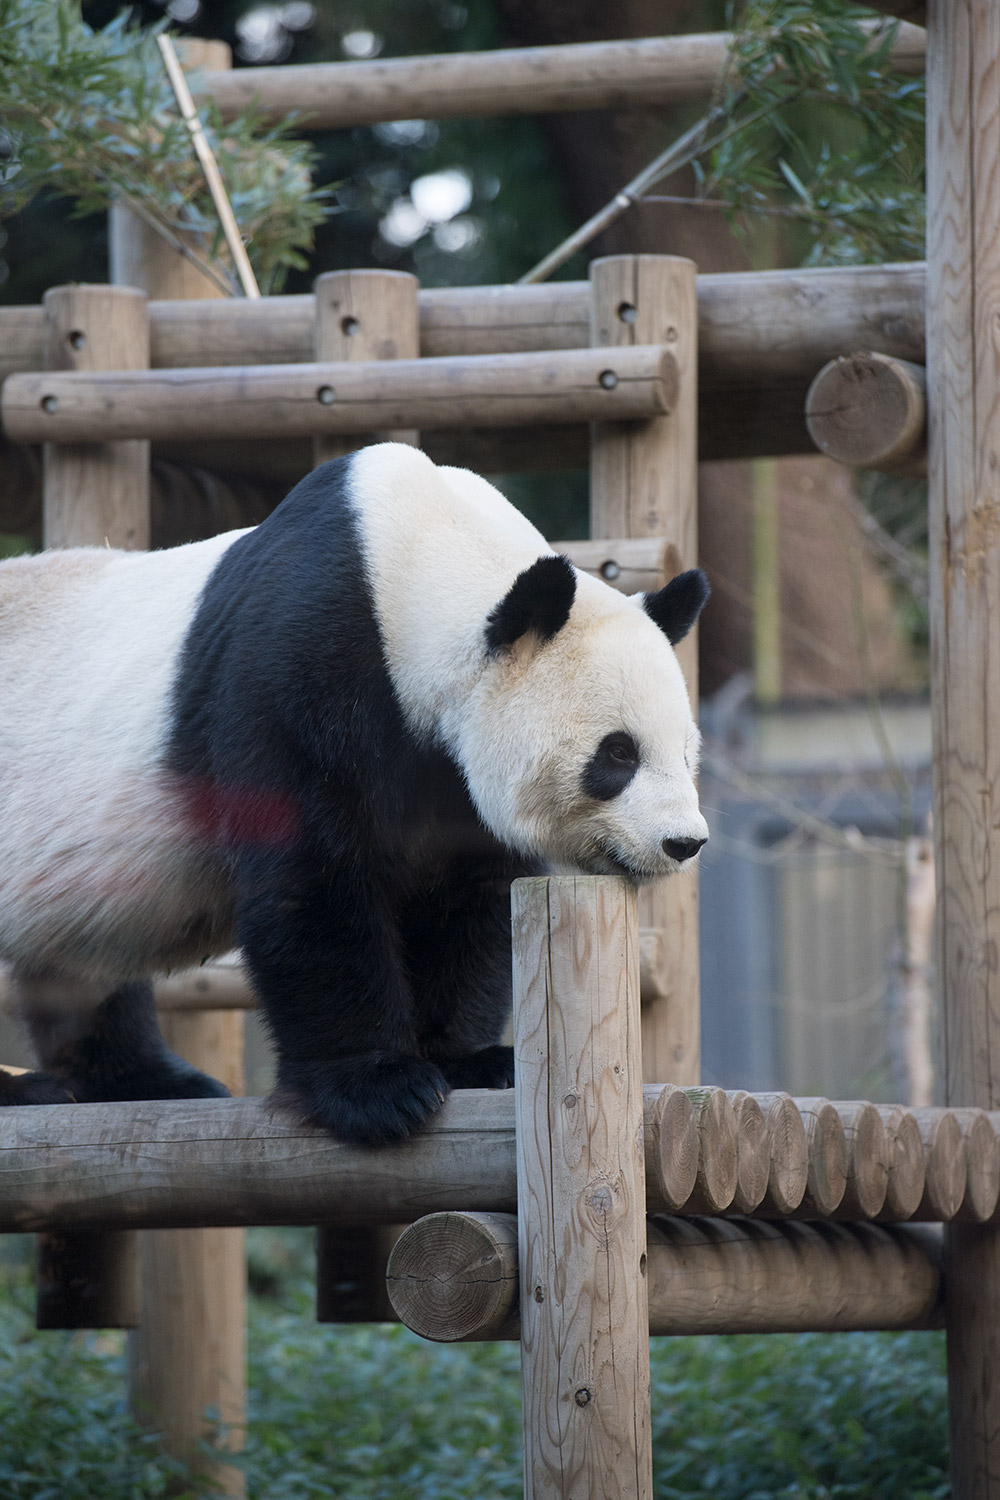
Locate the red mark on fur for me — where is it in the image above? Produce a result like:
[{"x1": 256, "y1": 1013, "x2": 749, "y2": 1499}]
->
[{"x1": 184, "y1": 780, "x2": 300, "y2": 847}]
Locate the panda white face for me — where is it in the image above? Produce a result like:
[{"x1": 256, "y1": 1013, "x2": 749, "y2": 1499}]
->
[
  {"x1": 455, "y1": 574, "x2": 708, "y2": 883},
  {"x1": 347, "y1": 445, "x2": 708, "y2": 882}
]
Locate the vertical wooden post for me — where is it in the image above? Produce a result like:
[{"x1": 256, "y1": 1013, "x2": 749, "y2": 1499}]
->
[
  {"x1": 35, "y1": 283, "x2": 149, "y2": 1332},
  {"x1": 42, "y1": 284, "x2": 150, "y2": 551},
  {"x1": 128, "y1": 1013, "x2": 246, "y2": 1495},
  {"x1": 589, "y1": 255, "x2": 700, "y2": 1085},
  {"x1": 926, "y1": 4, "x2": 1000, "y2": 1497},
  {"x1": 312, "y1": 268, "x2": 420, "y2": 466},
  {"x1": 108, "y1": 45, "x2": 248, "y2": 1488},
  {"x1": 313, "y1": 268, "x2": 419, "y2": 1322},
  {"x1": 513, "y1": 876, "x2": 652, "y2": 1500}
]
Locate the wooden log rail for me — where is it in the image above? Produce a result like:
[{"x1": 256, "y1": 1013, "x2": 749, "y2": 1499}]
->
[
  {"x1": 2, "y1": 1086, "x2": 1000, "y2": 1232},
  {"x1": 1, "y1": 346, "x2": 676, "y2": 445},
  {"x1": 0, "y1": 264, "x2": 926, "y2": 388},
  {"x1": 385, "y1": 1210, "x2": 943, "y2": 1341},
  {"x1": 194, "y1": 26, "x2": 925, "y2": 129},
  {"x1": 0, "y1": 265, "x2": 927, "y2": 466}
]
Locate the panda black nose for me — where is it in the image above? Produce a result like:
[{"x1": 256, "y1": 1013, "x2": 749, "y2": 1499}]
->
[{"x1": 662, "y1": 835, "x2": 707, "y2": 862}]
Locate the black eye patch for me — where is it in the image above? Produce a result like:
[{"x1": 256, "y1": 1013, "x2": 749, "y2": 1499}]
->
[{"x1": 582, "y1": 732, "x2": 640, "y2": 801}]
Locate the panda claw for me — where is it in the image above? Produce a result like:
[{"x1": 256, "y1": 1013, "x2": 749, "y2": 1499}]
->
[{"x1": 276, "y1": 1051, "x2": 451, "y2": 1146}]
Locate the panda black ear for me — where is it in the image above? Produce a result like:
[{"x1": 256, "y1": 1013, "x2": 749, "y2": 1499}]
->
[
  {"x1": 643, "y1": 569, "x2": 710, "y2": 645},
  {"x1": 486, "y1": 554, "x2": 576, "y2": 654}
]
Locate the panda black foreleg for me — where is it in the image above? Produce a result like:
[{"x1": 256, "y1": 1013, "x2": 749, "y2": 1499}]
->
[
  {"x1": 13, "y1": 978, "x2": 229, "y2": 1103},
  {"x1": 236, "y1": 849, "x2": 449, "y2": 1146},
  {"x1": 401, "y1": 864, "x2": 523, "y2": 1092}
]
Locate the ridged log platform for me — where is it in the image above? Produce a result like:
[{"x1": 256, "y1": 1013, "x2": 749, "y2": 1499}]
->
[
  {"x1": 385, "y1": 1211, "x2": 943, "y2": 1341},
  {"x1": 1, "y1": 1087, "x2": 1000, "y2": 1231}
]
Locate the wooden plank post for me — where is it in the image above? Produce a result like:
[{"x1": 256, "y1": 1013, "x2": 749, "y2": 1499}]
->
[
  {"x1": 312, "y1": 268, "x2": 419, "y2": 1323},
  {"x1": 513, "y1": 876, "x2": 651, "y2": 1500},
  {"x1": 128, "y1": 1016, "x2": 246, "y2": 1495},
  {"x1": 35, "y1": 282, "x2": 150, "y2": 1332},
  {"x1": 108, "y1": 45, "x2": 247, "y2": 1489},
  {"x1": 925, "y1": 3, "x2": 1000, "y2": 1497},
  {"x1": 589, "y1": 255, "x2": 700, "y2": 1085}
]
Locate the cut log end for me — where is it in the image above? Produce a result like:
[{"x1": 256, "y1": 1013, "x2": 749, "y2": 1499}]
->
[{"x1": 805, "y1": 350, "x2": 926, "y2": 474}]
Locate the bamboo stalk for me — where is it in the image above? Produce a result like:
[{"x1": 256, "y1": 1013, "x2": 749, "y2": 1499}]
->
[{"x1": 157, "y1": 35, "x2": 259, "y2": 300}]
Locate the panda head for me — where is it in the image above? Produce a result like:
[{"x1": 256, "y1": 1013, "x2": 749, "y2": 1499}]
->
[{"x1": 458, "y1": 555, "x2": 710, "y2": 882}]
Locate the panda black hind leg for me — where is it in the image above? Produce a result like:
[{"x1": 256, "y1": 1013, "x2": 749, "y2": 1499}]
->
[{"x1": 10, "y1": 977, "x2": 229, "y2": 1104}]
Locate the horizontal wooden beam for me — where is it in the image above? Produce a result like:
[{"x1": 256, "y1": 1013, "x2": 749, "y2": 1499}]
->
[
  {"x1": 0, "y1": 264, "x2": 927, "y2": 392},
  {"x1": 1, "y1": 1088, "x2": 999, "y2": 1231},
  {"x1": 2, "y1": 345, "x2": 676, "y2": 445},
  {"x1": 385, "y1": 1211, "x2": 943, "y2": 1340},
  {"x1": 195, "y1": 27, "x2": 925, "y2": 129},
  {"x1": 0, "y1": 1094, "x2": 518, "y2": 1232}
]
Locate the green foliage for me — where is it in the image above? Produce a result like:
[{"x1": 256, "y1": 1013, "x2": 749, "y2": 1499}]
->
[
  {"x1": 0, "y1": 1238, "x2": 950, "y2": 1499},
  {"x1": 0, "y1": 0, "x2": 329, "y2": 293},
  {"x1": 693, "y1": 0, "x2": 925, "y2": 265},
  {"x1": 650, "y1": 1328, "x2": 949, "y2": 1499}
]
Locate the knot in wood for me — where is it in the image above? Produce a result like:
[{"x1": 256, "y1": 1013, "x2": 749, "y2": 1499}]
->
[
  {"x1": 563, "y1": 1092, "x2": 579, "y2": 1110},
  {"x1": 574, "y1": 1387, "x2": 592, "y2": 1407},
  {"x1": 589, "y1": 1184, "x2": 614, "y2": 1217}
]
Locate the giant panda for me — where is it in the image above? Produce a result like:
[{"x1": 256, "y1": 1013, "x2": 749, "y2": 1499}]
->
[{"x1": 0, "y1": 443, "x2": 708, "y2": 1145}]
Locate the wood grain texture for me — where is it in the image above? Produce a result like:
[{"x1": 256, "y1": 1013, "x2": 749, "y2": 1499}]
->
[
  {"x1": 0, "y1": 265, "x2": 928, "y2": 385},
  {"x1": 513, "y1": 876, "x2": 651, "y2": 1500},
  {"x1": 683, "y1": 1088, "x2": 738, "y2": 1214},
  {"x1": 726, "y1": 1091, "x2": 770, "y2": 1214},
  {"x1": 197, "y1": 29, "x2": 925, "y2": 128},
  {"x1": 952, "y1": 1108, "x2": 1000, "y2": 1224},
  {"x1": 387, "y1": 1213, "x2": 943, "y2": 1341},
  {"x1": 36, "y1": 282, "x2": 150, "y2": 1335},
  {"x1": 130, "y1": 1009, "x2": 246, "y2": 1496},
  {"x1": 312, "y1": 268, "x2": 419, "y2": 465},
  {"x1": 590, "y1": 256, "x2": 700, "y2": 1086},
  {"x1": 41, "y1": 284, "x2": 150, "y2": 550},
  {"x1": 875, "y1": 1104, "x2": 927, "y2": 1222},
  {"x1": 4, "y1": 346, "x2": 677, "y2": 445},
  {"x1": 832, "y1": 1101, "x2": 890, "y2": 1220},
  {"x1": 912, "y1": 1107, "x2": 967, "y2": 1221},
  {"x1": 7, "y1": 1091, "x2": 1000, "y2": 1230},
  {"x1": 805, "y1": 351, "x2": 927, "y2": 474},
  {"x1": 643, "y1": 1084, "x2": 698, "y2": 1212},
  {"x1": 386, "y1": 1211, "x2": 520, "y2": 1341},
  {"x1": 793, "y1": 1097, "x2": 848, "y2": 1218},
  {"x1": 927, "y1": 9, "x2": 1000, "y2": 1489},
  {"x1": 0, "y1": 1094, "x2": 519, "y2": 1232},
  {"x1": 754, "y1": 1092, "x2": 809, "y2": 1215}
]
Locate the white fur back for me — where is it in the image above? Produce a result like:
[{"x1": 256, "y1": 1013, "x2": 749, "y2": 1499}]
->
[{"x1": 0, "y1": 531, "x2": 247, "y2": 981}]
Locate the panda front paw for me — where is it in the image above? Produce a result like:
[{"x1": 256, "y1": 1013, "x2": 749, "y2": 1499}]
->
[
  {"x1": 276, "y1": 1052, "x2": 450, "y2": 1146},
  {"x1": 434, "y1": 1045, "x2": 515, "y2": 1091},
  {"x1": 0, "y1": 1068, "x2": 76, "y2": 1106}
]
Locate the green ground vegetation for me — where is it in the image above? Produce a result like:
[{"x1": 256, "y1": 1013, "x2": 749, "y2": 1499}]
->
[{"x1": 0, "y1": 1229, "x2": 949, "y2": 1500}]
